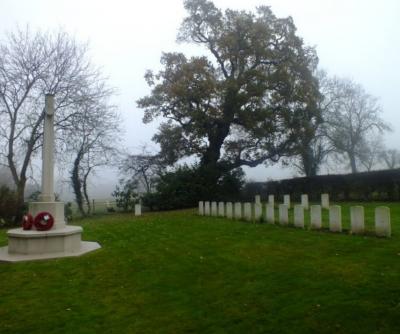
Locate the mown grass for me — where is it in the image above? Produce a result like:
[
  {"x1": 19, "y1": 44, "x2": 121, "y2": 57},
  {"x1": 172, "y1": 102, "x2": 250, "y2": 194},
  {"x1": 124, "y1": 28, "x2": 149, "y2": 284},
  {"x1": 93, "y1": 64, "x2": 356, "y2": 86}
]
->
[{"x1": 1, "y1": 202, "x2": 400, "y2": 334}]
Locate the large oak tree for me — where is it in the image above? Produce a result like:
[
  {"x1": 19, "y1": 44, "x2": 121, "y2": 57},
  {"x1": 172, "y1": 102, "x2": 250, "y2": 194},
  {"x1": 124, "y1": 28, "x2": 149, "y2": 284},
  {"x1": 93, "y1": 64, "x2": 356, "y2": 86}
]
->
[{"x1": 138, "y1": 0, "x2": 320, "y2": 180}]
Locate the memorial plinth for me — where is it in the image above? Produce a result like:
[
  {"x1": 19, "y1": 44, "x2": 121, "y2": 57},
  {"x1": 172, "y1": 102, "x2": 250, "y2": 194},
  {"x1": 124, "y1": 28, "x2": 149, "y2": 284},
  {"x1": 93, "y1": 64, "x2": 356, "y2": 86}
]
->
[{"x1": 0, "y1": 94, "x2": 100, "y2": 263}]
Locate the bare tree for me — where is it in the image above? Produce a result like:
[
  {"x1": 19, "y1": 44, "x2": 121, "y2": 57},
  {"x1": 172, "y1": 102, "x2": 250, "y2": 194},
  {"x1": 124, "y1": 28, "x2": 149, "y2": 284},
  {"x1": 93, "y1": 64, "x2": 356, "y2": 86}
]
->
[
  {"x1": 380, "y1": 148, "x2": 400, "y2": 170},
  {"x1": 60, "y1": 89, "x2": 121, "y2": 216},
  {"x1": 119, "y1": 145, "x2": 162, "y2": 194},
  {"x1": 287, "y1": 70, "x2": 335, "y2": 176},
  {"x1": 0, "y1": 27, "x2": 108, "y2": 221},
  {"x1": 358, "y1": 135, "x2": 385, "y2": 171},
  {"x1": 324, "y1": 78, "x2": 390, "y2": 173}
]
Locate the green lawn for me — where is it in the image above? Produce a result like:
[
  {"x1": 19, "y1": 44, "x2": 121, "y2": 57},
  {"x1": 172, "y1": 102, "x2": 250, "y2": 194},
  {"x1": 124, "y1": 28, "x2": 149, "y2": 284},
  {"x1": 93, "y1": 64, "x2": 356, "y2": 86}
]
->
[{"x1": 1, "y1": 202, "x2": 400, "y2": 334}]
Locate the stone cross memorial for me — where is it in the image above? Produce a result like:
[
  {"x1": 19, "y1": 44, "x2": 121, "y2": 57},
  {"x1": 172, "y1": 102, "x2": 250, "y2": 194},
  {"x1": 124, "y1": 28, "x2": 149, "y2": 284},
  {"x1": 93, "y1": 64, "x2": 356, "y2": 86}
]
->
[{"x1": 0, "y1": 94, "x2": 101, "y2": 262}]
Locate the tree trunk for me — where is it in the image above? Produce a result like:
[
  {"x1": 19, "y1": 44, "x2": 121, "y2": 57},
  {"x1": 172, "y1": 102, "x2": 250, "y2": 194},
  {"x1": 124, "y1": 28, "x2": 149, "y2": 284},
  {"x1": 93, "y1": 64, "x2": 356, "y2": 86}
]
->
[
  {"x1": 13, "y1": 178, "x2": 27, "y2": 225},
  {"x1": 82, "y1": 170, "x2": 91, "y2": 215},
  {"x1": 301, "y1": 148, "x2": 318, "y2": 177},
  {"x1": 71, "y1": 151, "x2": 86, "y2": 216},
  {"x1": 349, "y1": 152, "x2": 358, "y2": 173}
]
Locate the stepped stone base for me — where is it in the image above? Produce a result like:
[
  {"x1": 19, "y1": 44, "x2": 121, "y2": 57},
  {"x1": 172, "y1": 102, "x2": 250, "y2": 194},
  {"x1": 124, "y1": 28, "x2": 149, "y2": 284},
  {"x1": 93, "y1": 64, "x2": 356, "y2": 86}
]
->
[{"x1": 0, "y1": 226, "x2": 101, "y2": 263}]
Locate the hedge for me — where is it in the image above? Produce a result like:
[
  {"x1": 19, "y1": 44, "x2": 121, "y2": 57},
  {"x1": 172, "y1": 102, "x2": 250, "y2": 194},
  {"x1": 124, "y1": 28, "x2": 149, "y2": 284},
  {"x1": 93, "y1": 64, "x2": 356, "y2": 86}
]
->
[{"x1": 243, "y1": 169, "x2": 400, "y2": 202}]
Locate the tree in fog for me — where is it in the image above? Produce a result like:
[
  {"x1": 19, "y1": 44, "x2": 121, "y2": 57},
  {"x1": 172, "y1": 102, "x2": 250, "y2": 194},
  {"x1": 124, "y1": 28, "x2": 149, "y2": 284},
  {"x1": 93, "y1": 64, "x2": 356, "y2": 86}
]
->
[
  {"x1": 287, "y1": 70, "x2": 336, "y2": 177},
  {"x1": 138, "y1": 0, "x2": 320, "y2": 186},
  {"x1": 357, "y1": 135, "x2": 385, "y2": 172},
  {"x1": 119, "y1": 145, "x2": 162, "y2": 195},
  {"x1": 0, "y1": 27, "x2": 113, "y2": 220},
  {"x1": 323, "y1": 78, "x2": 390, "y2": 173},
  {"x1": 60, "y1": 88, "x2": 121, "y2": 216},
  {"x1": 380, "y1": 148, "x2": 400, "y2": 170}
]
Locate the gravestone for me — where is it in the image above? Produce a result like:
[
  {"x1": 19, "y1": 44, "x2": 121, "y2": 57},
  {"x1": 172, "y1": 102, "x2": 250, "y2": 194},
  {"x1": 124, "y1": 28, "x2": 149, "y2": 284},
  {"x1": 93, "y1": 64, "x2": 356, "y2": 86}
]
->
[
  {"x1": 294, "y1": 205, "x2": 304, "y2": 228},
  {"x1": 265, "y1": 204, "x2": 275, "y2": 224},
  {"x1": 198, "y1": 201, "x2": 204, "y2": 216},
  {"x1": 310, "y1": 205, "x2": 322, "y2": 229},
  {"x1": 268, "y1": 195, "x2": 274, "y2": 207},
  {"x1": 211, "y1": 202, "x2": 218, "y2": 217},
  {"x1": 321, "y1": 193, "x2": 329, "y2": 209},
  {"x1": 329, "y1": 205, "x2": 342, "y2": 232},
  {"x1": 279, "y1": 204, "x2": 289, "y2": 225},
  {"x1": 350, "y1": 206, "x2": 364, "y2": 235},
  {"x1": 283, "y1": 194, "x2": 291, "y2": 208},
  {"x1": 226, "y1": 202, "x2": 233, "y2": 219},
  {"x1": 204, "y1": 201, "x2": 210, "y2": 216},
  {"x1": 301, "y1": 194, "x2": 309, "y2": 210},
  {"x1": 134, "y1": 204, "x2": 141, "y2": 216},
  {"x1": 254, "y1": 203, "x2": 262, "y2": 222},
  {"x1": 0, "y1": 94, "x2": 100, "y2": 262},
  {"x1": 244, "y1": 203, "x2": 252, "y2": 222},
  {"x1": 218, "y1": 202, "x2": 225, "y2": 217},
  {"x1": 234, "y1": 202, "x2": 242, "y2": 220},
  {"x1": 375, "y1": 206, "x2": 391, "y2": 237},
  {"x1": 255, "y1": 195, "x2": 261, "y2": 204}
]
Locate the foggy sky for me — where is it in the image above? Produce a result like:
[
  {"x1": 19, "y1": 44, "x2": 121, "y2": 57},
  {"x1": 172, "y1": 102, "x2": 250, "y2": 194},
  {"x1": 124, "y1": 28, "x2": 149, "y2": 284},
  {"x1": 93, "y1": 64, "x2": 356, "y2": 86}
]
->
[{"x1": 1, "y1": 0, "x2": 399, "y2": 198}]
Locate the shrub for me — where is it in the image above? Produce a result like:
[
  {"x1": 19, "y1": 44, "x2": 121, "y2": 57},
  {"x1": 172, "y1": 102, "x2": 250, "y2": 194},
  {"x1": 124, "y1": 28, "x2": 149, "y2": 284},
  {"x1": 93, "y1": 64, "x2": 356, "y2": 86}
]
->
[
  {"x1": 0, "y1": 185, "x2": 18, "y2": 225},
  {"x1": 142, "y1": 165, "x2": 244, "y2": 210},
  {"x1": 112, "y1": 179, "x2": 139, "y2": 212}
]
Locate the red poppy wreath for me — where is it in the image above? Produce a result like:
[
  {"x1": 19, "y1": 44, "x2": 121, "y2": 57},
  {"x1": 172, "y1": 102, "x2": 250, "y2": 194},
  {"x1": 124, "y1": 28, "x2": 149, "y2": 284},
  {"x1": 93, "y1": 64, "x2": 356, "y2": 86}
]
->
[
  {"x1": 33, "y1": 212, "x2": 54, "y2": 231},
  {"x1": 22, "y1": 214, "x2": 34, "y2": 230}
]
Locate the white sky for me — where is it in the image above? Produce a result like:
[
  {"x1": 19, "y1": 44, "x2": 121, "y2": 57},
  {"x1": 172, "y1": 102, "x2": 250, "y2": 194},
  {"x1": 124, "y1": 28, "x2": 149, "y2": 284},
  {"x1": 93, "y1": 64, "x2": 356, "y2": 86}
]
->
[{"x1": 1, "y1": 0, "x2": 400, "y2": 197}]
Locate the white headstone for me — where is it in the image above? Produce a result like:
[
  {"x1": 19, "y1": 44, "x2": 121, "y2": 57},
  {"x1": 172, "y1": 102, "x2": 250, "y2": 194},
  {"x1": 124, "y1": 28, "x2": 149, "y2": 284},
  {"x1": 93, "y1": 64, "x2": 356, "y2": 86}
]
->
[
  {"x1": 254, "y1": 203, "x2": 262, "y2": 222},
  {"x1": 218, "y1": 202, "x2": 225, "y2": 217},
  {"x1": 279, "y1": 204, "x2": 289, "y2": 225},
  {"x1": 283, "y1": 194, "x2": 291, "y2": 208},
  {"x1": 244, "y1": 202, "x2": 252, "y2": 222},
  {"x1": 301, "y1": 194, "x2": 309, "y2": 210},
  {"x1": 226, "y1": 202, "x2": 233, "y2": 219},
  {"x1": 234, "y1": 202, "x2": 242, "y2": 220},
  {"x1": 321, "y1": 193, "x2": 329, "y2": 209},
  {"x1": 350, "y1": 206, "x2": 364, "y2": 235},
  {"x1": 329, "y1": 205, "x2": 342, "y2": 232},
  {"x1": 204, "y1": 201, "x2": 210, "y2": 216},
  {"x1": 135, "y1": 203, "x2": 141, "y2": 216},
  {"x1": 310, "y1": 205, "x2": 322, "y2": 229},
  {"x1": 375, "y1": 206, "x2": 391, "y2": 238},
  {"x1": 198, "y1": 201, "x2": 204, "y2": 216},
  {"x1": 268, "y1": 195, "x2": 274, "y2": 207},
  {"x1": 211, "y1": 202, "x2": 218, "y2": 216},
  {"x1": 294, "y1": 205, "x2": 304, "y2": 228},
  {"x1": 255, "y1": 195, "x2": 261, "y2": 204},
  {"x1": 265, "y1": 204, "x2": 275, "y2": 224}
]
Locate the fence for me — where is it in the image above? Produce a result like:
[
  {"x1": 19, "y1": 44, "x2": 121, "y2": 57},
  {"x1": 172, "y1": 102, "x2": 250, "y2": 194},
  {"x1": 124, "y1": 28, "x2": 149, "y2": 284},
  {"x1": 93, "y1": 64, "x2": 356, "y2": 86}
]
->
[{"x1": 67, "y1": 199, "x2": 118, "y2": 216}]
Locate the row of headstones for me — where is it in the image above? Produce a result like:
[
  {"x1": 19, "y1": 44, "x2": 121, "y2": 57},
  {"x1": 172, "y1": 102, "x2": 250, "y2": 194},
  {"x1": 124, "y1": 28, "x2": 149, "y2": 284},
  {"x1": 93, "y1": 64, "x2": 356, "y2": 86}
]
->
[
  {"x1": 198, "y1": 201, "x2": 391, "y2": 238},
  {"x1": 255, "y1": 193, "x2": 330, "y2": 210}
]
